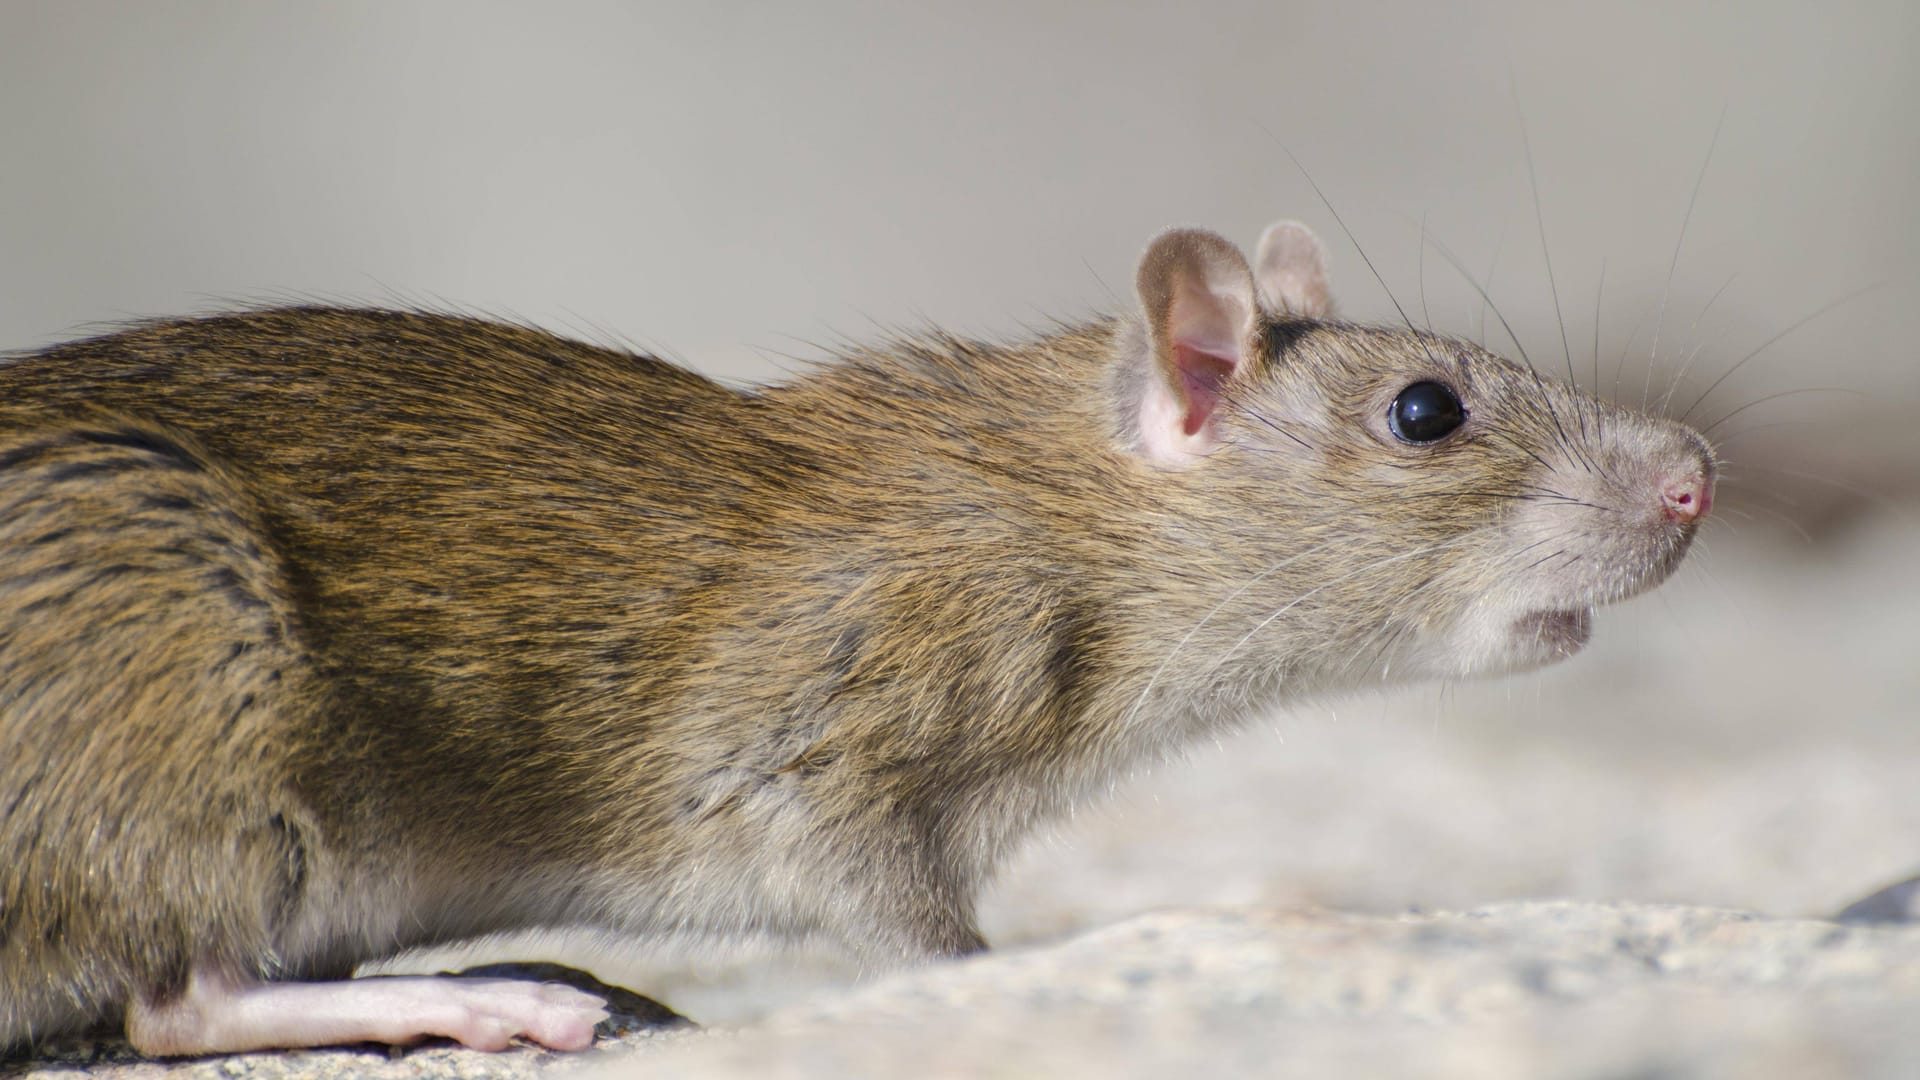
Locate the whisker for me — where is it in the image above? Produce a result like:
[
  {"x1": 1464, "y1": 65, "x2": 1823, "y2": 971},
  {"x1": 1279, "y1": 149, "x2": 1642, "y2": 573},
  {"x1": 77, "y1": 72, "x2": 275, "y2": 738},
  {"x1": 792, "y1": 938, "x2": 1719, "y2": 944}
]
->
[
  {"x1": 1720, "y1": 463, "x2": 1913, "y2": 520},
  {"x1": 1524, "y1": 547, "x2": 1573, "y2": 572},
  {"x1": 1678, "y1": 280, "x2": 1889, "y2": 424},
  {"x1": 1264, "y1": 131, "x2": 1445, "y2": 371},
  {"x1": 1399, "y1": 490, "x2": 1582, "y2": 505},
  {"x1": 1717, "y1": 500, "x2": 1816, "y2": 545},
  {"x1": 1213, "y1": 527, "x2": 1501, "y2": 671},
  {"x1": 1513, "y1": 87, "x2": 1580, "y2": 403},
  {"x1": 1611, "y1": 304, "x2": 1654, "y2": 407},
  {"x1": 1655, "y1": 269, "x2": 1741, "y2": 417},
  {"x1": 1699, "y1": 387, "x2": 1866, "y2": 437},
  {"x1": 1591, "y1": 257, "x2": 1607, "y2": 411},
  {"x1": 1115, "y1": 535, "x2": 1358, "y2": 735},
  {"x1": 1479, "y1": 427, "x2": 1557, "y2": 473},
  {"x1": 1510, "y1": 533, "x2": 1569, "y2": 559},
  {"x1": 1707, "y1": 417, "x2": 1835, "y2": 445},
  {"x1": 1475, "y1": 216, "x2": 1512, "y2": 349},
  {"x1": 1221, "y1": 390, "x2": 1314, "y2": 452},
  {"x1": 1646, "y1": 106, "x2": 1726, "y2": 410},
  {"x1": 1423, "y1": 231, "x2": 1595, "y2": 476},
  {"x1": 1417, "y1": 211, "x2": 1434, "y2": 334},
  {"x1": 1423, "y1": 232, "x2": 1536, "y2": 372}
]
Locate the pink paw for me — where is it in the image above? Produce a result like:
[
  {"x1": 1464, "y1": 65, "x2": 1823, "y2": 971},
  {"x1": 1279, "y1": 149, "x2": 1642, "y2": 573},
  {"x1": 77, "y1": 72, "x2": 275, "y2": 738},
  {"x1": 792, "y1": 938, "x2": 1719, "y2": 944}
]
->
[
  {"x1": 128, "y1": 969, "x2": 611, "y2": 1056},
  {"x1": 415, "y1": 977, "x2": 609, "y2": 1052}
]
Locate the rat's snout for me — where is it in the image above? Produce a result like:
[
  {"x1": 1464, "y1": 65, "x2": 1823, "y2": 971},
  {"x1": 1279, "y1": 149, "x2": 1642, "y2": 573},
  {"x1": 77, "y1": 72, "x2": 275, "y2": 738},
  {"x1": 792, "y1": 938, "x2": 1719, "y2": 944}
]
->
[
  {"x1": 1624, "y1": 424, "x2": 1716, "y2": 531},
  {"x1": 1659, "y1": 466, "x2": 1714, "y2": 524}
]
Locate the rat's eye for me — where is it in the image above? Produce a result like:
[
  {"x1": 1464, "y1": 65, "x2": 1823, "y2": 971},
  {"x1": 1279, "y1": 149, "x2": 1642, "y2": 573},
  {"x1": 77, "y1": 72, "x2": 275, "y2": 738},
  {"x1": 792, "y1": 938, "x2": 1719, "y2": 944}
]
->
[{"x1": 1388, "y1": 381, "x2": 1466, "y2": 443}]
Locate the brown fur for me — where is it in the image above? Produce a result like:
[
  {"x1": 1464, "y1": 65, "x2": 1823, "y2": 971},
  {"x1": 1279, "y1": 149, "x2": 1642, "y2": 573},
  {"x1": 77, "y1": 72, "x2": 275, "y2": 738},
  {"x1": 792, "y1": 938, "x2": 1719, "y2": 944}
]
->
[{"x1": 0, "y1": 246, "x2": 1711, "y2": 1050}]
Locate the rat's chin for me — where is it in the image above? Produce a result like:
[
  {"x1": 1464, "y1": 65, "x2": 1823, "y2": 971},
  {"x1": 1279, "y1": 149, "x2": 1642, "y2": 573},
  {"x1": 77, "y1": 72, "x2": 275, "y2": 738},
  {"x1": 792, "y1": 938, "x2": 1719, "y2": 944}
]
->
[
  {"x1": 1436, "y1": 604, "x2": 1595, "y2": 678},
  {"x1": 1511, "y1": 606, "x2": 1593, "y2": 664}
]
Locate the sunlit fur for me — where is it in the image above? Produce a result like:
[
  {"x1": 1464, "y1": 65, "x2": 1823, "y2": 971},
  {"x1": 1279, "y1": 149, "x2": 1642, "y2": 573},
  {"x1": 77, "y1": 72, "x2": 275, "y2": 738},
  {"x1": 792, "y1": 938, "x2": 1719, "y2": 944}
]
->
[{"x1": 0, "y1": 302, "x2": 1710, "y2": 1050}]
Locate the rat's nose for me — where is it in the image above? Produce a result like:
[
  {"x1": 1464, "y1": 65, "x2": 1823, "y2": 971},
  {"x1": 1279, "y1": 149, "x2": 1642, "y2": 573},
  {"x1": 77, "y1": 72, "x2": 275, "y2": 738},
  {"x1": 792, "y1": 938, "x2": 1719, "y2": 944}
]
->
[{"x1": 1660, "y1": 469, "x2": 1713, "y2": 524}]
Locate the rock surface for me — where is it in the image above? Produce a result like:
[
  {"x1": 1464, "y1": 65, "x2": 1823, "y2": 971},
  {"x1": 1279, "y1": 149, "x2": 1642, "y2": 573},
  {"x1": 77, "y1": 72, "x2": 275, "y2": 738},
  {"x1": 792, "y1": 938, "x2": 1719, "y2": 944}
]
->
[
  {"x1": 599, "y1": 902, "x2": 1920, "y2": 1079},
  {"x1": 19, "y1": 902, "x2": 1920, "y2": 1078}
]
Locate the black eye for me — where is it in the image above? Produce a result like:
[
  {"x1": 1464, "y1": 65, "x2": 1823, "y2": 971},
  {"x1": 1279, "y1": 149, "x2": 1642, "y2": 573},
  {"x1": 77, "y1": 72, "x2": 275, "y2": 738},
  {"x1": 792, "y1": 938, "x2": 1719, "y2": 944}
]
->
[{"x1": 1388, "y1": 381, "x2": 1466, "y2": 443}]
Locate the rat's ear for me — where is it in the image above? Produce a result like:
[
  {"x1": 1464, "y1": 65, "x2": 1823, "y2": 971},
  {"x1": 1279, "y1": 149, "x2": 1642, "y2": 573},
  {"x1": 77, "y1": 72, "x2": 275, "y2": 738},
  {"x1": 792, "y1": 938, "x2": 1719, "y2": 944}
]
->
[
  {"x1": 1253, "y1": 220, "x2": 1333, "y2": 319},
  {"x1": 1131, "y1": 228, "x2": 1261, "y2": 467}
]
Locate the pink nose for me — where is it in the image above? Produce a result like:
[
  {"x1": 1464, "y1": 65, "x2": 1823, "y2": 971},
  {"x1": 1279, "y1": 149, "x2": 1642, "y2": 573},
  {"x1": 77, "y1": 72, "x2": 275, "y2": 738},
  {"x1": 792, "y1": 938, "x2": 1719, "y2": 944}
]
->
[{"x1": 1661, "y1": 472, "x2": 1713, "y2": 523}]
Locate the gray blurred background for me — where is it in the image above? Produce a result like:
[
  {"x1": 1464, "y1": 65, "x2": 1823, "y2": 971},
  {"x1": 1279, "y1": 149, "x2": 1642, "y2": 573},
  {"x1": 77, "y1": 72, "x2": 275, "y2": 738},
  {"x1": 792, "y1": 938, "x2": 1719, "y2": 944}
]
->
[{"x1": 4, "y1": 0, "x2": 1916, "y2": 1025}]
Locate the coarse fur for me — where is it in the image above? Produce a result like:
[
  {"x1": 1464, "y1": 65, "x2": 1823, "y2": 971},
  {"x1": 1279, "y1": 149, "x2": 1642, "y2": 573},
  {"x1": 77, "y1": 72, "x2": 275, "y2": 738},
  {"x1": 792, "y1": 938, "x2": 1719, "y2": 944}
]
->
[{"x1": 0, "y1": 225, "x2": 1712, "y2": 1053}]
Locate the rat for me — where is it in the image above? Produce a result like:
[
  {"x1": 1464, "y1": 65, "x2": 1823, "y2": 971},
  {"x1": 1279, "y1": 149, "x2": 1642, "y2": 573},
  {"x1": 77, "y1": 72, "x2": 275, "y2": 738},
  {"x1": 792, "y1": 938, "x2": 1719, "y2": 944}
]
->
[{"x1": 0, "y1": 221, "x2": 1714, "y2": 1057}]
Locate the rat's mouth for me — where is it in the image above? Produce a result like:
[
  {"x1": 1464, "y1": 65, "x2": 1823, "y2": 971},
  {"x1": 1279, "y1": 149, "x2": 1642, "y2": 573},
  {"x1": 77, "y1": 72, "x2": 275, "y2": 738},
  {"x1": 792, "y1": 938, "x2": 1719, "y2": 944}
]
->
[{"x1": 1513, "y1": 607, "x2": 1593, "y2": 659}]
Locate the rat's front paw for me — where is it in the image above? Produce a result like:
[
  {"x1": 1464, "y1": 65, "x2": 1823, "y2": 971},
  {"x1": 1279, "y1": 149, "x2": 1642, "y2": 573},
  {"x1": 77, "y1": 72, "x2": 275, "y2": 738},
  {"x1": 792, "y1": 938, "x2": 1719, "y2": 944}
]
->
[
  {"x1": 413, "y1": 976, "x2": 611, "y2": 1051},
  {"x1": 127, "y1": 969, "x2": 610, "y2": 1055}
]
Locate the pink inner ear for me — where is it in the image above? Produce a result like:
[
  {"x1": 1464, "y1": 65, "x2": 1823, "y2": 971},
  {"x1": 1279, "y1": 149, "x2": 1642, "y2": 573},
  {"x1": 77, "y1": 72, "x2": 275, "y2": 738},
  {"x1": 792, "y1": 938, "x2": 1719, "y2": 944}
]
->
[{"x1": 1173, "y1": 343, "x2": 1236, "y2": 436}]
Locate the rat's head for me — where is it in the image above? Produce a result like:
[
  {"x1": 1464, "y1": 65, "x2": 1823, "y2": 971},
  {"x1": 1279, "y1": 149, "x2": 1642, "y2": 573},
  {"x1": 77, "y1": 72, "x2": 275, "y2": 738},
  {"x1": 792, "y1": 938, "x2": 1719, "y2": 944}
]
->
[{"x1": 1111, "y1": 223, "x2": 1714, "y2": 686}]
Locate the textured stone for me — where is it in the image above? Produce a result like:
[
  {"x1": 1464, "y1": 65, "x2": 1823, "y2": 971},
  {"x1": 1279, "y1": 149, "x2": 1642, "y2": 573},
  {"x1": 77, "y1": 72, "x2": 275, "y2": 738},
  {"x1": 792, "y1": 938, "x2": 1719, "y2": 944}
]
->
[
  {"x1": 595, "y1": 903, "x2": 1920, "y2": 1079},
  {"x1": 47, "y1": 902, "x2": 1920, "y2": 1077}
]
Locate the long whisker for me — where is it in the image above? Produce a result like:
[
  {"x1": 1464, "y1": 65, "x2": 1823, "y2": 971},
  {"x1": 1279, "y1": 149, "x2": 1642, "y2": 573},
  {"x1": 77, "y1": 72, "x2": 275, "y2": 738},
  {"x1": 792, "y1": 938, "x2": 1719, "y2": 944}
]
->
[
  {"x1": 1401, "y1": 489, "x2": 1611, "y2": 512},
  {"x1": 1612, "y1": 304, "x2": 1654, "y2": 406},
  {"x1": 1699, "y1": 387, "x2": 1866, "y2": 436},
  {"x1": 1514, "y1": 87, "x2": 1580, "y2": 401},
  {"x1": 1479, "y1": 427, "x2": 1557, "y2": 472},
  {"x1": 1718, "y1": 462, "x2": 1913, "y2": 520},
  {"x1": 1264, "y1": 131, "x2": 1445, "y2": 371},
  {"x1": 1715, "y1": 499, "x2": 1816, "y2": 545},
  {"x1": 1220, "y1": 390, "x2": 1313, "y2": 452},
  {"x1": 1425, "y1": 232, "x2": 1600, "y2": 476},
  {"x1": 1423, "y1": 232, "x2": 1535, "y2": 372},
  {"x1": 1646, "y1": 106, "x2": 1726, "y2": 408},
  {"x1": 1418, "y1": 210, "x2": 1435, "y2": 334},
  {"x1": 1706, "y1": 418, "x2": 1834, "y2": 445},
  {"x1": 1591, "y1": 257, "x2": 1606, "y2": 408},
  {"x1": 1475, "y1": 218, "x2": 1509, "y2": 347},
  {"x1": 1678, "y1": 280, "x2": 1890, "y2": 424},
  {"x1": 1655, "y1": 269, "x2": 1741, "y2": 416}
]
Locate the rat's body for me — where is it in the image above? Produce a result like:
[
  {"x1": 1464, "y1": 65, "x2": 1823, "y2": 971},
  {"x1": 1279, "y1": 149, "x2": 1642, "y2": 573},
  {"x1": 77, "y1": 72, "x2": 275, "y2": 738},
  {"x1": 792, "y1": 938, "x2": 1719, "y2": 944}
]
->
[{"x1": 0, "y1": 225, "x2": 1713, "y2": 1056}]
